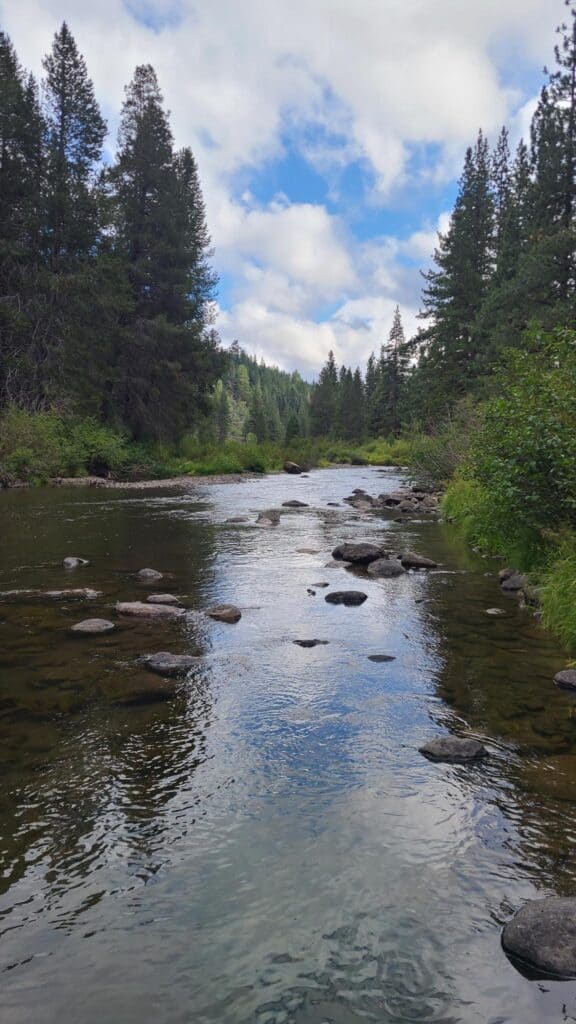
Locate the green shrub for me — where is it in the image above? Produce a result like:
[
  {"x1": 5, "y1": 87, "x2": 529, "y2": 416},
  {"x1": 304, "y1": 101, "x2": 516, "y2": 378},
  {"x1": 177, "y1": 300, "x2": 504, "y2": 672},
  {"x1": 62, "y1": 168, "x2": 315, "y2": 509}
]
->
[{"x1": 540, "y1": 541, "x2": 576, "y2": 650}]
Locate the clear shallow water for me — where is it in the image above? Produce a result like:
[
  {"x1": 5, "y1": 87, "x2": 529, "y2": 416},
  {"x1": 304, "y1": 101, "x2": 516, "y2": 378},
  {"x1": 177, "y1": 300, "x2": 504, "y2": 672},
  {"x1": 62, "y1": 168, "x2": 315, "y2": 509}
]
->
[{"x1": 1, "y1": 467, "x2": 576, "y2": 1023}]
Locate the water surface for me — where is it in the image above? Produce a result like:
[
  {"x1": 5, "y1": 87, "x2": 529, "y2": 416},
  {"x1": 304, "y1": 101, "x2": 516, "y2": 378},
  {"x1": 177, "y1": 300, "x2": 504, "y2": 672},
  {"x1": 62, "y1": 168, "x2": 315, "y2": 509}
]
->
[{"x1": 1, "y1": 467, "x2": 575, "y2": 1023}]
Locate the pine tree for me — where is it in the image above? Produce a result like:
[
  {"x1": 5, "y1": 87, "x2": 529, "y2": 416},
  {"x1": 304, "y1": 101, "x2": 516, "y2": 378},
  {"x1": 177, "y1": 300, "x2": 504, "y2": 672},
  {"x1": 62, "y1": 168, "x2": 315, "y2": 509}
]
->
[{"x1": 310, "y1": 350, "x2": 338, "y2": 436}]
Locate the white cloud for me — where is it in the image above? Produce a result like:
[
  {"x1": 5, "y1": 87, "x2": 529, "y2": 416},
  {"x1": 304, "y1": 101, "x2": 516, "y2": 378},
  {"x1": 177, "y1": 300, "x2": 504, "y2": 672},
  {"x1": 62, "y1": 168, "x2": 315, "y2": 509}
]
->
[{"x1": 0, "y1": 0, "x2": 557, "y2": 376}]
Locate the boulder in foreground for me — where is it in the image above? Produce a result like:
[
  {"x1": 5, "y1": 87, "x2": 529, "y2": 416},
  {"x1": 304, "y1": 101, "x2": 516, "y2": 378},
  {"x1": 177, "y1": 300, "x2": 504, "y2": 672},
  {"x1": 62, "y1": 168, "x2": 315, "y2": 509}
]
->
[
  {"x1": 325, "y1": 591, "x2": 367, "y2": 606},
  {"x1": 332, "y1": 542, "x2": 385, "y2": 565},
  {"x1": 502, "y1": 899, "x2": 576, "y2": 979},
  {"x1": 206, "y1": 604, "x2": 242, "y2": 623},
  {"x1": 419, "y1": 736, "x2": 485, "y2": 763}
]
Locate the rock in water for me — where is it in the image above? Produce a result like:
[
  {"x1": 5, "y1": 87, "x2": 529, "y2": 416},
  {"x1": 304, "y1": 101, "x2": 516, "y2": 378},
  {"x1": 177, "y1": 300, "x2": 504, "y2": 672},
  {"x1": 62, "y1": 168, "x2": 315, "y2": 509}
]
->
[
  {"x1": 226, "y1": 516, "x2": 249, "y2": 523},
  {"x1": 63, "y1": 556, "x2": 90, "y2": 569},
  {"x1": 282, "y1": 500, "x2": 309, "y2": 508},
  {"x1": 500, "y1": 572, "x2": 526, "y2": 592},
  {"x1": 368, "y1": 654, "x2": 396, "y2": 662},
  {"x1": 367, "y1": 558, "x2": 406, "y2": 578},
  {"x1": 146, "y1": 594, "x2": 181, "y2": 605},
  {"x1": 143, "y1": 652, "x2": 202, "y2": 677},
  {"x1": 284, "y1": 460, "x2": 303, "y2": 474},
  {"x1": 399, "y1": 552, "x2": 438, "y2": 570},
  {"x1": 136, "y1": 568, "x2": 164, "y2": 582},
  {"x1": 325, "y1": 591, "x2": 367, "y2": 607},
  {"x1": 206, "y1": 604, "x2": 242, "y2": 623},
  {"x1": 419, "y1": 736, "x2": 485, "y2": 763},
  {"x1": 554, "y1": 669, "x2": 576, "y2": 691},
  {"x1": 502, "y1": 899, "x2": 576, "y2": 979},
  {"x1": 293, "y1": 639, "x2": 329, "y2": 648},
  {"x1": 115, "y1": 601, "x2": 184, "y2": 620},
  {"x1": 332, "y1": 543, "x2": 384, "y2": 565},
  {"x1": 0, "y1": 588, "x2": 102, "y2": 602},
  {"x1": 256, "y1": 509, "x2": 281, "y2": 527},
  {"x1": 71, "y1": 618, "x2": 115, "y2": 635}
]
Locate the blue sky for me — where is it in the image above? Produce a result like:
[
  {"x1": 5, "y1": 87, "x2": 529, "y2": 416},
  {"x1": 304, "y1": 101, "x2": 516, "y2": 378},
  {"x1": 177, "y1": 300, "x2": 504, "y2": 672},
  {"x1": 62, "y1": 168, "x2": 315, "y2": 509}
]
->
[{"x1": 0, "y1": 0, "x2": 558, "y2": 378}]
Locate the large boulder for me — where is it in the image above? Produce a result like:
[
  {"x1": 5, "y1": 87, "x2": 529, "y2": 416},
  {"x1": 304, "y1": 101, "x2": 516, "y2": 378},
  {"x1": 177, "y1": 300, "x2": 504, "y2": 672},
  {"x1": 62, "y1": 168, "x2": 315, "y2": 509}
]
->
[
  {"x1": 399, "y1": 551, "x2": 438, "y2": 570},
  {"x1": 71, "y1": 618, "x2": 115, "y2": 635},
  {"x1": 367, "y1": 558, "x2": 406, "y2": 578},
  {"x1": 143, "y1": 652, "x2": 202, "y2": 677},
  {"x1": 63, "y1": 556, "x2": 90, "y2": 569},
  {"x1": 419, "y1": 736, "x2": 485, "y2": 763},
  {"x1": 332, "y1": 542, "x2": 385, "y2": 565},
  {"x1": 325, "y1": 591, "x2": 367, "y2": 606},
  {"x1": 206, "y1": 604, "x2": 242, "y2": 623},
  {"x1": 554, "y1": 669, "x2": 576, "y2": 691},
  {"x1": 136, "y1": 568, "x2": 164, "y2": 582},
  {"x1": 284, "y1": 460, "x2": 303, "y2": 474},
  {"x1": 115, "y1": 601, "x2": 184, "y2": 620},
  {"x1": 502, "y1": 899, "x2": 576, "y2": 979}
]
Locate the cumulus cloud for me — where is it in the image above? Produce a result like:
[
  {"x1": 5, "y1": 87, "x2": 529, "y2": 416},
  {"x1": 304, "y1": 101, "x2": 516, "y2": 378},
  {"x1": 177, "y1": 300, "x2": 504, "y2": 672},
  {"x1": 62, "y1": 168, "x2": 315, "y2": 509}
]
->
[{"x1": 0, "y1": 0, "x2": 556, "y2": 375}]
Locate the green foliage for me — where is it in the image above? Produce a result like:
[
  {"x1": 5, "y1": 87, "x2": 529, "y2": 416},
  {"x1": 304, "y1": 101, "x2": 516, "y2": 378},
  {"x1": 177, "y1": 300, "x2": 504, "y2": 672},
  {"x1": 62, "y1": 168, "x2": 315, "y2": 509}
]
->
[{"x1": 540, "y1": 541, "x2": 576, "y2": 649}]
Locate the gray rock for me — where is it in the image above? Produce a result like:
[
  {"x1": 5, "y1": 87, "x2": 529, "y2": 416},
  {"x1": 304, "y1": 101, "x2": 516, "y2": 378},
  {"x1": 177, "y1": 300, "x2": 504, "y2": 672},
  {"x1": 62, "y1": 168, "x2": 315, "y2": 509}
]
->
[
  {"x1": 367, "y1": 558, "x2": 406, "y2": 578},
  {"x1": 256, "y1": 509, "x2": 281, "y2": 527},
  {"x1": 419, "y1": 736, "x2": 486, "y2": 763},
  {"x1": 502, "y1": 898, "x2": 576, "y2": 979},
  {"x1": 327, "y1": 502, "x2": 340, "y2": 507},
  {"x1": 146, "y1": 593, "x2": 181, "y2": 605},
  {"x1": 325, "y1": 591, "x2": 367, "y2": 606},
  {"x1": 206, "y1": 604, "x2": 242, "y2": 624},
  {"x1": 136, "y1": 568, "x2": 164, "y2": 582},
  {"x1": 368, "y1": 654, "x2": 396, "y2": 662},
  {"x1": 400, "y1": 552, "x2": 438, "y2": 570},
  {"x1": 0, "y1": 587, "x2": 102, "y2": 602},
  {"x1": 143, "y1": 652, "x2": 202, "y2": 677},
  {"x1": 284, "y1": 460, "x2": 303, "y2": 474},
  {"x1": 293, "y1": 639, "x2": 329, "y2": 648},
  {"x1": 332, "y1": 542, "x2": 385, "y2": 565},
  {"x1": 486, "y1": 608, "x2": 508, "y2": 616},
  {"x1": 115, "y1": 601, "x2": 184, "y2": 620},
  {"x1": 282, "y1": 500, "x2": 309, "y2": 508},
  {"x1": 312, "y1": 582, "x2": 329, "y2": 588},
  {"x1": 498, "y1": 566, "x2": 518, "y2": 582},
  {"x1": 554, "y1": 669, "x2": 576, "y2": 691},
  {"x1": 500, "y1": 572, "x2": 525, "y2": 592},
  {"x1": 63, "y1": 556, "x2": 90, "y2": 569},
  {"x1": 226, "y1": 516, "x2": 249, "y2": 523},
  {"x1": 71, "y1": 618, "x2": 115, "y2": 635},
  {"x1": 297, "y1": 548, "x2": 321, "y2": 555}
]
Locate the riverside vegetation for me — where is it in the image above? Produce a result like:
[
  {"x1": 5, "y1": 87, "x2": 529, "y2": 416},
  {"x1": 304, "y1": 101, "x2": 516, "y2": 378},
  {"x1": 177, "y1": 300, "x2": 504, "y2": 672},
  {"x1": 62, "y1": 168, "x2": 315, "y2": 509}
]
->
[{"x1": 2, "y1": 6, "x2": 576, "y2": 651}]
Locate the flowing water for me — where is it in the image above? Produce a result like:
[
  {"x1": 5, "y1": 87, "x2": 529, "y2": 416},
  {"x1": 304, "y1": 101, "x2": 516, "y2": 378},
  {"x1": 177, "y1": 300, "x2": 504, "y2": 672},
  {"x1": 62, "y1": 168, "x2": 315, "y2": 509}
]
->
[{"x1": 1, "y1": 467, "x2": 576, "y2": 1023}]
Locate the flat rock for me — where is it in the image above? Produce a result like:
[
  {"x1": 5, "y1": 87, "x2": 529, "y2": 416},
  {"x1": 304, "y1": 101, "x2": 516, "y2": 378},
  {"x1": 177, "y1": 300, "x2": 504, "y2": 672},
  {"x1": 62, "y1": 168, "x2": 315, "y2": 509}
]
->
[
  {"x1": 115, "y1": 601, "x2": 184, "y2": 620},
  {"x1": 136, "y1": 568, "x2": 163, "y2": 582},
  {"x1": 63, "y1": 557, "x2": 90, "y2": 569},
  {"x1": 70, "y1": 618, "x2": 115, "y2": 635},
  {"x1": 293, "y1": 639, "x2": 329, "y2": 648},
  {"x1": 206, "y1": 604, "x2": 242, "y2": 623},
  {"x1": 325, "y1": 591, "x2": 367, "y2": 607},
  {"x1": 400, "y1": 552, "x2": 438, "y2": 570},
  {"x1": 419, "y1": 736, "x2": 486, "y2": 763},
  {"x1": 0, "y1": 588, "x2": 102, "y2": 602},
  {"x1": 146, "y1": 593, "x2": 181, "y2": 605},
  {"x1": 143, "y1": 652, "x2": 202, "y2": 677},
  {"x1": 332, "y1": 542, "x2": 384, "y2": 565},
  {"x1": 368, "y1": 654, "x2": 396, "y2": 662},
  {"x1": 282, "y1": 500, "x2": 309, "y2": 508},
  {"x1": 554, "y1": 669, "x2": 576, "y2": 691},
  {"x1": 502, "y1": 898, "x2": 576, "y2": 979},
  {"x1": 367, "y1": 558, "x2": 406, "y2": 578}
]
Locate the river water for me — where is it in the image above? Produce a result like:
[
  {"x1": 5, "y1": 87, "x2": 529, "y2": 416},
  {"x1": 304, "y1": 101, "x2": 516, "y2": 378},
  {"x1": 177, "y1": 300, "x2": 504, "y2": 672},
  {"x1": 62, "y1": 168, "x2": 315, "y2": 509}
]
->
[{"x1": 1, "y1": 467, "x2": 576, "y2": 1023}]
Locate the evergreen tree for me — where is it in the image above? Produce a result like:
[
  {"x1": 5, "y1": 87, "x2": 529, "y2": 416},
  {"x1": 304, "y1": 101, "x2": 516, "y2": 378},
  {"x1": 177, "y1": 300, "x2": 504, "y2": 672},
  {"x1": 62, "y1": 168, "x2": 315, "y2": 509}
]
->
[{"x1": 310, "y1": 350, "x2": 338, "y2": 436}]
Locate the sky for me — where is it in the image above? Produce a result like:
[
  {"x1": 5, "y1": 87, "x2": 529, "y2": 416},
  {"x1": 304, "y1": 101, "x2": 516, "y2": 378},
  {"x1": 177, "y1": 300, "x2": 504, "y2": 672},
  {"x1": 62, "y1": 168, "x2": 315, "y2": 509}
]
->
[{"x1": 0, "y1": 0, "x2": 560, "y2": 378}]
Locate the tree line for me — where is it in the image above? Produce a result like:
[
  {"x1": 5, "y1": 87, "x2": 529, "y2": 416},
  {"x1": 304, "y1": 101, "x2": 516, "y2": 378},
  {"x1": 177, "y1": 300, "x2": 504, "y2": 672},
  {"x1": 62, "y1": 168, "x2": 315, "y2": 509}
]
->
[{"x1": 0, "y1": 23, "x2": 224, "y2": 442}]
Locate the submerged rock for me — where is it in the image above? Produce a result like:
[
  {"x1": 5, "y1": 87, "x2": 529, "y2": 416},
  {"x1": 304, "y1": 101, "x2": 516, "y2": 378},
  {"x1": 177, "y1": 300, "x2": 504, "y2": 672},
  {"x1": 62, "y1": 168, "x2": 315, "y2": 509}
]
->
[
  {"x1": 70, "y1": 618, "x2": 115, "y2": 635},
  {"x1": 284, "y1": 460, "x2": 303, "y2": 474},
  {"x1": 226, "y1": 516, "x2": 249, "y2": 523},
  {"x1": 206, "y1": 604, "x2": 242, "y2": 623},
  {"x1": 554, "y1": 669, "x2": 576, "y2": 691},
  {"x1": 399, "y1": 552, "x2": 438, "y2": 570},
  {"x1": 146, "y1": 593, "x2": 181, "y2": 605},
  {"x1": 312, "y1": 582, "x2": 329, "y2": 588},
  {"x1": 368, "y1": 654, "x2": 396, "y2": 662},
  {"x1": 332, "y1": 542, "x2": 384, "y2": 565},
  {"x1": 143, "y1": 652, "x2": 202, "y2": 677},
  {"x1": 0, "y1": 588, "x2": 101, "y2": 601},
  {"x1": 293, "y1": 639, "x2": 329, "y2": 648},
  {"x1": 502, "y1": 899, "x2": 576, "y2": 979},
  {"x1": 112, "y1": 677, "x2": 178, "y2": 705},
  {"x1": 136, "y1": 568, "x2": 164, "y2": 582},
  {"x1": 115, "y1": 601, "x2": 184, "y2": 620},
  {"x1": 282, "y1": 500, "x2": 309, "y2": 508},
  {"x1": 297, "y1": 548, "x2": 321, "y2": 555},
  {"x1": 63, "y1": 556, "x2": 90, "y2": 569},
  {"x1": 367, "y1": 558, "x2": 406, "y2": 578},
  {"x1": 419, "y1": 736, "x2": 486, "y2": 763},
  {"x1": 325, "y1": 591, "x2": 367, "y2": 606}
]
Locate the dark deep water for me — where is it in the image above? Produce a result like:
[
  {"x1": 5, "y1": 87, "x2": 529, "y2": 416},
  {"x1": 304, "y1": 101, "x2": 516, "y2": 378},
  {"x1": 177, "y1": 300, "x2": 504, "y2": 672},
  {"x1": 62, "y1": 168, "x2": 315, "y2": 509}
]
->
[{"x1": 1, "y1": 467, "x2": 576, "y2": 1023}]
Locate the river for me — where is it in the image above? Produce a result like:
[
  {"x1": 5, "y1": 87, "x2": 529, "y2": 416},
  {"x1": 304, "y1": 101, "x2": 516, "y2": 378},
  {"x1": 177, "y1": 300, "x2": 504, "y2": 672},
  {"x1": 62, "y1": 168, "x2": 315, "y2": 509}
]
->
[{"x1": 1, "y1": 466, "x2": 575, "y2": 1023}]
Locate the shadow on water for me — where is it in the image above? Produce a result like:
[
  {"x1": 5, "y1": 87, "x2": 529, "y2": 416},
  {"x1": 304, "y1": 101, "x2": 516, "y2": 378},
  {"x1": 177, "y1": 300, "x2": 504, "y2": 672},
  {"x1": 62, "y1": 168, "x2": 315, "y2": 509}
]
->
[{"x1": 1, "y1": 470, "x2": 576, "y2": 1023}]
